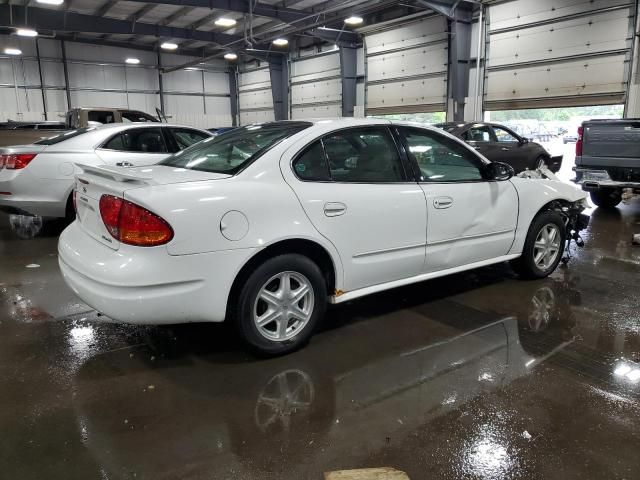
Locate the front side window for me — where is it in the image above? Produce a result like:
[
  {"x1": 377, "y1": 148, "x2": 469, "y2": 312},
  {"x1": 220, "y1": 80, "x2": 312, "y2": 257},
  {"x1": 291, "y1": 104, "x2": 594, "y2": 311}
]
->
[
  {"x1": 170, "y1": 128, "x2": 210, "y2": 150},
  {"x1": 462, "y1": 126, "x2": 493, "y2": 143},
  {"x1": 493, "y1": 126, "x2": 519, "y2": 143},
  {"x1": 322, "y1": 128, "x2": 404, "y2": 182},
  {"x1": 160, "y1": 123, "x2": 311, "y2": 174},
  {"x1": 401, "y1": 128, "x2": 484, "y2": 182},
  {"x1": 102, "y1": 127, "x2": 168, "y2": 153}
]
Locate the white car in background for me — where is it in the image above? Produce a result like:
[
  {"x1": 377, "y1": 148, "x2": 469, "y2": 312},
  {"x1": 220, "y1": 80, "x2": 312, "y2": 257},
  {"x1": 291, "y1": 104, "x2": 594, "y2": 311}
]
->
[
  {"x1": 0, "y1": 123, "x2": 212, "y2": 219},
  {"x1": 58, "y1": 119, "x2": 589, "y2": 356}
]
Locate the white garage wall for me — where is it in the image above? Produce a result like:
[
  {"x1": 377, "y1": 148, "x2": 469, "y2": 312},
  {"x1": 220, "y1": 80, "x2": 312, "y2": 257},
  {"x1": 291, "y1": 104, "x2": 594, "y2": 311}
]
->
[
  {"x1": 0, "y1": 35, "x2": 232, "y2": 127},
  {"x1": 238, "y1": 65, "x2": 275, "y2": 124},
  {"x1": 364, "y1": 15, "x2": 448, "y2": 115},
  {"x1": 485, "y1": 0, "x2": 634, "y2": 110}
]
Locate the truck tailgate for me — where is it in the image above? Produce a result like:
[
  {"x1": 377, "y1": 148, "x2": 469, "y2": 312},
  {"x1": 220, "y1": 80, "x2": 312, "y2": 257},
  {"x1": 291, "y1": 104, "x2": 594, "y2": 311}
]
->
[{"x1": 579, "y1": 120, "x2": 640, "y2": 167}]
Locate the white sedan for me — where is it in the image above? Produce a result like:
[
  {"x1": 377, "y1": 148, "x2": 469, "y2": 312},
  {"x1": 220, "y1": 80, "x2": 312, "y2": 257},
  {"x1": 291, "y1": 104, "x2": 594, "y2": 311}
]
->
[
  {"x1": 58, "y1": 118, "x2": 589, "y2": 355},
  {"x1": 0, "y1": 123, "x2": 211, "y2": 219}
]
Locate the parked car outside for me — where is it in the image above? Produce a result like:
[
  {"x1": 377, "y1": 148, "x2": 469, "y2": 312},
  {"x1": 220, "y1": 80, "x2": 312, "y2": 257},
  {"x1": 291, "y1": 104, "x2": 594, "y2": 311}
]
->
[
  {"x1": 58, "y1": 118, "x2": 588, "y2": 356},
  {"x1": 0, "y1": 123, "x2": 212, "y2": 219},
  {"x1": 435, "y1": 122, "x2": 562, "y2": 173}
]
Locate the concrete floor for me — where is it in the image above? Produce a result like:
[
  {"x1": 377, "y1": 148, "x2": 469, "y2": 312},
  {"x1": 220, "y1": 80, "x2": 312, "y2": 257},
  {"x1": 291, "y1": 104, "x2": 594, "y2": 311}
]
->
[{"x1": 1, "y1": 150, "x2": 639, "y2": 479}]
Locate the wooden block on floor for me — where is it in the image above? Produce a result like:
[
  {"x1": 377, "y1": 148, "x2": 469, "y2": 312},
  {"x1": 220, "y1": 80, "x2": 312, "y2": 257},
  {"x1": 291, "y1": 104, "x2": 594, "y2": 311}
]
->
[{"x1": 324, "y1": 467, "x2": 410, "y2": 480}]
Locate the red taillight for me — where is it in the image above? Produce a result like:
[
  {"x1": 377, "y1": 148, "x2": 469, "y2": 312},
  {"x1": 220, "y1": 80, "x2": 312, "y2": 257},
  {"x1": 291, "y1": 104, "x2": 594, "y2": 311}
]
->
[
  {"x1": 575, "y1": 126, "x2": 583, "y2": 156},
  {"x1": 1, "y1": 153, "x2": 37, "y2": 170},
  {"x1": 99, "y1": 194, "x2": 173, "y2": 247}
]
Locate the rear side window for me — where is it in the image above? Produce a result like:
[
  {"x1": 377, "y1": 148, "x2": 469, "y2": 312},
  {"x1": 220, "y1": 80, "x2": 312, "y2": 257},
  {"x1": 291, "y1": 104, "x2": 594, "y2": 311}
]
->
[
  {"x1": 102, "y1": 127, "x2": 168, "y2": 153},
  {"x1": 121, "y1": 111, "x2": 158, "y2": 123},
  {"x1": 293, "y1": 142, "x2": 331, "y2": 181},
  {"x1": 292, "y1": 128, "x2": 406, "y2": 183},
  {"x1": 170, "y1": 128, "x2": 210, "y2": 150},
  {"x1": 88, "y1": 111, "x2": 115, "y2": 124}
]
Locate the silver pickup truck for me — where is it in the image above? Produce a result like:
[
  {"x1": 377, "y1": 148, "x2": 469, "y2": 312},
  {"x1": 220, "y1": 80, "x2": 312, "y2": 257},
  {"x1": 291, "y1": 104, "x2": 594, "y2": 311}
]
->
[{"x1": 574, "y1": 119, "x2": 640, "y2": 208}]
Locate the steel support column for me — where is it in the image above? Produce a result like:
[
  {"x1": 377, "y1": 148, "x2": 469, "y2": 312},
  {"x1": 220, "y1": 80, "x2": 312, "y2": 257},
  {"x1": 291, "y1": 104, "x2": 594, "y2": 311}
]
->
[
  {"x1": 446, "y1": 6, "x2": 473, "y2": 122},
  {"x1": 157, "y1": 50, "x2": 165, "y2": 116},
  {"x1": 60, "y1": 40, "x2": 72, "y2": 111},
  {"x1": 228, "y1": 67, "x2": 239, "y2": 126},
  {"x1": 269, "y1": 56, "x2": 289, "y2": 121},
  {"x1": 35, "y1": 39, "x2": 48, "y2": 120},
  {"x1": 339, "y1": 46, "x2": 357, "y2": 117}
]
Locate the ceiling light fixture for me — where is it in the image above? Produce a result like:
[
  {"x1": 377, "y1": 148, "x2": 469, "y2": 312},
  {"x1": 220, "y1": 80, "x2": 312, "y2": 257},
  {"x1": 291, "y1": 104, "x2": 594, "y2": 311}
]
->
[
  {"x1": 224, "y1": 52, "x2": 238, "y2": 61},
  {"x1": 37, "y1": 0, "x2": 64, "y2": 4},
  {"x1": 4, "y1": 48, "x2": 22, "y2": 56},
  {"x1": 125, "y1": 57, "x2": 140, "y2": 64},
  {"x1": 272, "y1": 38, "x2": 289, "y2": 46},
  {"x1": 161, "y1": 42, "x2": 178, "y2": 51},
  {"x1": 344, "y1": 16, "x2": 364, "y2": 26},
  {"x1": 16, "y1": 28, "x2": 38, "y2": 37},
  {"x1": 215, "y1": 17, "x2": 237, "y2": 27}
]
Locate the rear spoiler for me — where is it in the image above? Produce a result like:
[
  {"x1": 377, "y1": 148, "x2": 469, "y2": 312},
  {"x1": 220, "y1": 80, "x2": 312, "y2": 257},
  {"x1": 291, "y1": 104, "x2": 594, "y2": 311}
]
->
[{"x1": 76, "y1": 163, "x2": 153, "y2": 183}]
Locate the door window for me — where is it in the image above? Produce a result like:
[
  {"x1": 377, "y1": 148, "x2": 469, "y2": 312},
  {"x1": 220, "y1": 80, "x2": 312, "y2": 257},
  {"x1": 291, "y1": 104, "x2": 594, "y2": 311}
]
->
[
  {"x1": 462, "y1": 126, "x2": 493, "y2": 143},
  {"x1": 88, "y1": 111, "x2": 115, "y2": 124},
  {"x1": 170, "y1": 128, "x2": 210, "y2": 150},
  {"x1": 493, "y1": 126, "x2": 519, "y2": 143},
  {"x1": 401, "y1": 128, "x2": 484, "y2": 182},
  {"x1": 293, "y1": 141, "x2": 331, "y2": 181},
  {"x1": 322, "y1": 128, "x2": 404, "y2": 182},
  {"x1": 102, "y1": 127, "x2": 168, "y2": 153}
]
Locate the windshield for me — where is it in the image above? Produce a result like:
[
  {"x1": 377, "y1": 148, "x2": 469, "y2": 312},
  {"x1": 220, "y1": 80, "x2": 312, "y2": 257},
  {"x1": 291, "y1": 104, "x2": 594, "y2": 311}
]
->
[
  {"x1": 35, "y1": 127, "x2": 95, "y2": 145},
  {"x1": 160, "y1": 123, "x2": 311, "y2": 173}
]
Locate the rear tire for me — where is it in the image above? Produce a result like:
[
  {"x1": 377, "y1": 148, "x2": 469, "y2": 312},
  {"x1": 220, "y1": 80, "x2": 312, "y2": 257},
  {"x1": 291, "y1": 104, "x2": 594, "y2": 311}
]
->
[
  {"x1": 232, "y1": 254, "x2": 327, "y2": 356},
  {"x1": 511, "y1": 210, "x2": 566, "y2": 279},
  {"x1": 590, "y1": 189, "x2": 622, "y2": 209}
]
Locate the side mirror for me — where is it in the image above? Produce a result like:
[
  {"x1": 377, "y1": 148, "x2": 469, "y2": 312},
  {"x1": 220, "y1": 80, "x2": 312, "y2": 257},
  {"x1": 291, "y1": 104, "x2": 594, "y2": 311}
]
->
[
  {"x1": 485, "y1": 162, "x2": 514, "y2": 181},
  {"x1": 519, "y1": 137, "x2": 529, "y2": 145}
]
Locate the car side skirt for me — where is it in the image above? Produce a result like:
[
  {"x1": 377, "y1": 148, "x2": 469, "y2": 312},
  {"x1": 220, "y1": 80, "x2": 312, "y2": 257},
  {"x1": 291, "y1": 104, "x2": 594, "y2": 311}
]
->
[{"x1": 330, "y1": 253, "x2": 521, "y2": 304}]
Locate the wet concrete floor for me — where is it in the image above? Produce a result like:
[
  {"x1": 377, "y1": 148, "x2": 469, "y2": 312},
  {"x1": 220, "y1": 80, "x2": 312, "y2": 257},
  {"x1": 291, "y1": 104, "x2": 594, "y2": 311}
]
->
[{"x1": 1, "y1": 172, "x2": 639, "y2": 479}]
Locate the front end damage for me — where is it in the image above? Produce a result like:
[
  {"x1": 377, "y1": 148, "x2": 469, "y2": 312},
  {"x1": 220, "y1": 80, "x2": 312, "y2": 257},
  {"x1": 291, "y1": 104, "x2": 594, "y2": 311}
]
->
[{"x1": 517, "y1": 166, "x2": 590, "y2": 263}]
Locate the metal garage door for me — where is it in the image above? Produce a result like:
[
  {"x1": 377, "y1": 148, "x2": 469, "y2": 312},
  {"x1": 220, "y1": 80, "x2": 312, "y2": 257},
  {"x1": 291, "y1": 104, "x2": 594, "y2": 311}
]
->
[
  {"x1": 291, "y1": 51, "x2": 342, "y2": 119},
  {"x1": 364, "y1": 15, "x2": 448, "y2": 115},
  {"x1": 239, "y1": 66, "x2": 275, "y2": 125},
  {"x1": 486, "y1": 0, "x2": 634, "y2": 110}
]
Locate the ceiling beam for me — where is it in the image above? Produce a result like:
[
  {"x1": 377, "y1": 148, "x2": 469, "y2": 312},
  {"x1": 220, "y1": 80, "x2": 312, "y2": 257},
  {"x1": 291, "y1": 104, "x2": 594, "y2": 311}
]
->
[
  {"x1": 124, "y1": 0, "x2": 308, "y2": 23},
  {"x1": 95, "y1": 0, "x2": 119, "y2": 17},
  {"x1": 0, "y1": 5, "x2": 243, "y2": 45}
]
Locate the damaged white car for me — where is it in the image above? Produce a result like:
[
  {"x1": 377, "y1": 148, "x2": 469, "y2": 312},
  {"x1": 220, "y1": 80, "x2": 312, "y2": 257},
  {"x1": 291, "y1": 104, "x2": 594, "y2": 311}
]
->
[{"x1": 58, "y1": 119, "x2": 589, "y2": 355}]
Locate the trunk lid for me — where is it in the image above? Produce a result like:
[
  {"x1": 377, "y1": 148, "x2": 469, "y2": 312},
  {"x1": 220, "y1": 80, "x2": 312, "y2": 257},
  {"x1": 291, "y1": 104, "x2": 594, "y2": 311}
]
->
[{"x1": 74, "y1": 164, "x2": 230, "y2": 250}]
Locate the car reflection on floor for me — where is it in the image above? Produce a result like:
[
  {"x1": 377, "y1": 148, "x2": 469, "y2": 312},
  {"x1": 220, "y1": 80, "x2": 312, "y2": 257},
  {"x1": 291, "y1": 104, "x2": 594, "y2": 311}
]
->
[{"x1": 71, "y1": 287, "x2": 579, "y2": 480}]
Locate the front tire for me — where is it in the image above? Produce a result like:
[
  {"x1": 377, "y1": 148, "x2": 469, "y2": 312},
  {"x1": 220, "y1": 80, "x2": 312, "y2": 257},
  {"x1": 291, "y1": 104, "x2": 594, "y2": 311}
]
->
[
  {"x1": 512, "y1": 210, "x2": 566, "y2": 279},
  {"x1": 590, "y1": 188, "x2": 622, "y2": 209},
  {"x1": 534, "y1": 155, "x2": 547, "y2": 169},
  {"x1": 233, "y1": 254, "x2": 327, "y2": 356}
]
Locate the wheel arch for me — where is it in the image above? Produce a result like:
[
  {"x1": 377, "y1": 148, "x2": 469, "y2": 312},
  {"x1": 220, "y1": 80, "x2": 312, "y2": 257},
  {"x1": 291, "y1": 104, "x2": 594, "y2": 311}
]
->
[{"x1": 226, "y1": 238, "x2": 340, "y2": 319}]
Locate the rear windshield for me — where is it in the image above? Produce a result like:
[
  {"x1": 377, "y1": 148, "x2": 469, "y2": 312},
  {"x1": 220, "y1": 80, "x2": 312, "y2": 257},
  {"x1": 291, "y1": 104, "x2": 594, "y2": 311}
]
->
[
  {"x1": 160, "y1": 123, "x2": 311, "y2": 174},
  {"x1": 35, "y1": 127, "x2": 95, "y2": 145}
]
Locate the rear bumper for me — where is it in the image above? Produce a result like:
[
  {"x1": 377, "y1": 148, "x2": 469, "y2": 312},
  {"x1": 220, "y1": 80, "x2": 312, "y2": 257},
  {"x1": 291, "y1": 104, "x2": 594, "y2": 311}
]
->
[
  {"x1": 0, "y1": 169, "x2": 70, "y2": 217},
  {"x1": 58, "y1": 221, "x2": 257, "y2": 324},
  {"x1": 573, "y1": 168, "x2": 640, "y2": 191}
]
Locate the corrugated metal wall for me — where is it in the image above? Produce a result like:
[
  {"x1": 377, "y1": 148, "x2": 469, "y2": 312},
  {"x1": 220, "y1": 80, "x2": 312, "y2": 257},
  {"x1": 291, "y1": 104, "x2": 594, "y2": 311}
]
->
[
  {"x1": 0, "y1": 35, "x2": 232, "y2": 127},
  {"x1": 485, "y1": 0, "x2": 634, "y2": 110},
  {"x1": 364, "y1": 15, "x2": 448, "y2": 115},
  {"x1": 238, "y1": 65, "x2": 275, "y2": 124},
  {"x1": 291, "y1": 49, "x2": 342, "y2": 119}
]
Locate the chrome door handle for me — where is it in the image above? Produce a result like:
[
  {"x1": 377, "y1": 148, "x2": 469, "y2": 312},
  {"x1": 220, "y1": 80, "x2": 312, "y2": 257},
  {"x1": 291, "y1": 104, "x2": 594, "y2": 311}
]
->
[
  {"x1": 324, "y1": 202, "x2": 347, "y2": 217},
  {"x1": 500, "y1": 147, "x2": 509, "y2": 151},
  {"x1": 433, "y1": 196, "x2": 453, "y2": 209},
  {"x1": 116, "y1": 161, "x2": 134, "y2": 167}
]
